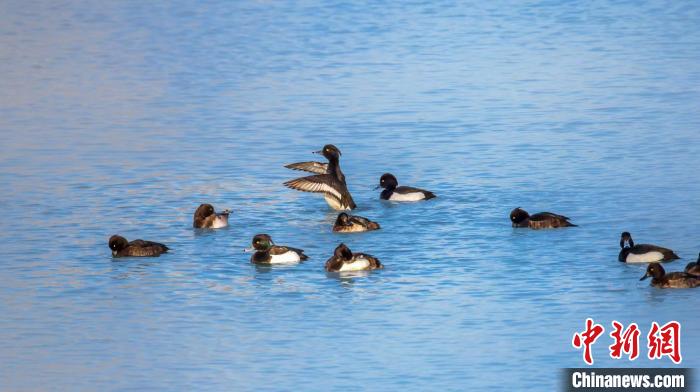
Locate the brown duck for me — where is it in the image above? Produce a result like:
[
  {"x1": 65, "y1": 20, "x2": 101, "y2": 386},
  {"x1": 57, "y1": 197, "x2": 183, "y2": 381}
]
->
[
  {"x1": 510, "y1": 207, "x2": 576, "y2": 229},
  {"x1": 193, "y1": 203, "x2": 231, "y2": 229},
  {"x1": 640, "y1": 263, "x2": 700, "y2": 288},
  {"x1": 109, "y1": 235, "x2": 169, "y2": 258},
  {"x1": 684, "y1": 253, "x2": 700, "y2": 276},
  {"x1": 325, "y1": 243, "x2": 382, "y2": 272},
  {"x1": 332, "y1": 212, "x2": 380, "y2": 233}
]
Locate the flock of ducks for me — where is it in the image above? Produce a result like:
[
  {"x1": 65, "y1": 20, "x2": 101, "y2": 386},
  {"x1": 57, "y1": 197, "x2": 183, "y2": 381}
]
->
[{"x1": 108, "y1": 144, "x2": 699, "y2": 287}]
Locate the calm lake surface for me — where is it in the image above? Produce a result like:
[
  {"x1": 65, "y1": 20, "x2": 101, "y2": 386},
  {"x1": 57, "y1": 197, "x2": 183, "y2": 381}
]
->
[{"x1": 1, "y1": 1, "x2": 699, "y2": 390}]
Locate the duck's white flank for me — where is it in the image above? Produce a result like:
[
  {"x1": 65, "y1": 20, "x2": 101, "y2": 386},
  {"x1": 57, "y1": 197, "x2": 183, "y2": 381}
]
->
[
  {"x1": 389, "y1": 191, "x2": 425, "y2": 202},
  {"x1": 211, "y1": 215, "x2": 229, "y2": 229},
  {"x1": 338, "y1": 257, "x2": 371, "y2": 272},
  {"x1": 626, "y1": 251, "x2": 664, "y2": 263},
  {"x1": 269, "y1": 251, "x2": 302, "y2": 264}
]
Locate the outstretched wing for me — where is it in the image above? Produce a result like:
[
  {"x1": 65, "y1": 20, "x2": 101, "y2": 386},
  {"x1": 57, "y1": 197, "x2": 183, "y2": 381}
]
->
[
  {"x1": 284, "y1": 161, "x2": 328, "y2": 174},
  {"x1": 284, "y1": 174, "x2": 356, "y2": 209}
]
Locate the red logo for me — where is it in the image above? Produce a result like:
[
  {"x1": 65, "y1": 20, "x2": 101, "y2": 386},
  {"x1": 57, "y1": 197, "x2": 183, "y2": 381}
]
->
[
  {"x1": 573, "y1": 319, "x2": 681, "y2": 365},
  {"x1": 572, "y1": 318, "x2": 605, "y2": 365},
  {"x1": 648, "y1": 321, "x2": 682, "y2": 364},
  {"x1": 609, "y1": 321, "x2": 640, "y2": 360}
]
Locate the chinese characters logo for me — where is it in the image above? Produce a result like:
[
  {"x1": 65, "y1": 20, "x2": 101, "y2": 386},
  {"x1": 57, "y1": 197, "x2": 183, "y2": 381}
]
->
[{"x1": 572, "y1": 319, "x2": 681, "y2": 365}]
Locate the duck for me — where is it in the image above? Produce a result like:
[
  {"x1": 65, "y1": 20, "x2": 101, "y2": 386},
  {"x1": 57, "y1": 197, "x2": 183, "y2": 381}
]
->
[
  {"x1": 284, "y1": 144, "x2": 356, "y2": 211},
  {"x1": 109, "y1": 235, "x2": 169, "y2": 258},
  {"x1": 325, "y1": 243, "x2": 382, "y2": 272},
  {"x1": 193, "y1": 203, "x2": 231, "y2": 229},
  {"x1": 618, "y1": 232, "x2": 679, "y2": 263},
  {"x1": 684, "y1": 253, "x2": 700, "y2": 276},
  {"x1": 332, "y1": 212, "x2": 380, "y2": 233},
  {"x1": 640, "y1": 262, "x2": 700, "y2": 288},
  {"x1": 509, "y1": 207, "x2": 576, "y2": 229},
  {"x1": 245, "y1": 234, "x2": 308, "y2": 264},
  {"x1": 375, "y1": 173, "x2": 436, "y2": 201}
]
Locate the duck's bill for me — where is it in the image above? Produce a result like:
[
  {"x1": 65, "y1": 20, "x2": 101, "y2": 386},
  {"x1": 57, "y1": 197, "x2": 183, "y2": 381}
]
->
[
  {"x1": 373, "y1": 185, "x2": 381, "y2": 190},
  {"x1": 243, "y1": 247, "x2": 255, "y2": 253},
  {"x1": 218, "y1": 209, "x2": 232, "y2": 215},
  {"x1": 639, "y1": 274, "x2": 649, "y2": 281},
  {"x1": 313, "y1": 150, "x2": 322, "y2": 154}
]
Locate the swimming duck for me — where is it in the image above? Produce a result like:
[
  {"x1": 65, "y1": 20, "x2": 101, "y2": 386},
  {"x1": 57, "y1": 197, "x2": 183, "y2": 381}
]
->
[
  {"x1": 284, "y1": 144, "x2": 356, "y2": 211},
  {"x1": 332, "y1": 212, "x2": 380, "y2": 233},
  {"x1": 325, "y1": 243, "x2": 382, "y2": 272},
  {"x1": 109, "y1": 235, "x2": 169, "y2": 258},
  {"x1": 376, "y1": 173, "x2": 436, "y2": 201},
  {"x1": 640, "y1": 262, "x2": 700, "y2": 288},
  {"x1": 618, "y1": 232, "x2": 679, "y2": 263},
  {"x1": 245, "y1": 234, "x2": 308, "y2": 264},
  {"x1": 509, "y1": 207, "x2": 576, "y2": 229},
  {"x1": 193, "y1": 203, "x2": 231, "y2": 229},
  {"x1": 684, "y1": 253, "x2": 700, "y2": 276}
]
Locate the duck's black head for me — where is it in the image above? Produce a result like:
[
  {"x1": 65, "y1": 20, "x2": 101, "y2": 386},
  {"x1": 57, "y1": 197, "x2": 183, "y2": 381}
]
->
[
  {"x1": 377, "y1": 173, "x2": 398, "y2": 190},
  {"x1": 620, "y1": 232, "x2": 634, "y2": 249},
  {"x1": 510, "y1": 208, "x2": 530, "y2": 225},
  {"x1": 641, "y1": 262, "x2": 665, "y2": 281},
  {"x1": 315, "y1": 144, "x2": 342, "y2": 160},
  {"x1": 194, "y1": 203, "x2": 215, "y2": 219},
  {"x1": 334, "y1": 243, "x2": 353, "y2": 260},
  {"x1": 109, "y1": 235, "x2": 128, "y2": 251},
  {"x1": 251, "y1": 234, "x2": 274, "y2": 251},
  {"x1": 335, "y1": 212, "x2": 351, "y2": 226}
]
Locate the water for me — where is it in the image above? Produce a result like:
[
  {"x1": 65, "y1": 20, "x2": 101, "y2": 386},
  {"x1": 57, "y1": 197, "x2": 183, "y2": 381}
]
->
[{"x1": 1, "y1": 1, "x2": 699, "y2": 390}]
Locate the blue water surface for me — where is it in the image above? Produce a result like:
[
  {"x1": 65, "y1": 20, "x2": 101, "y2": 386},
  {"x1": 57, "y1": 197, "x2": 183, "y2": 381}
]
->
[{"x1": 1, "y1": 1, "x2": 699, "y2": 390}]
